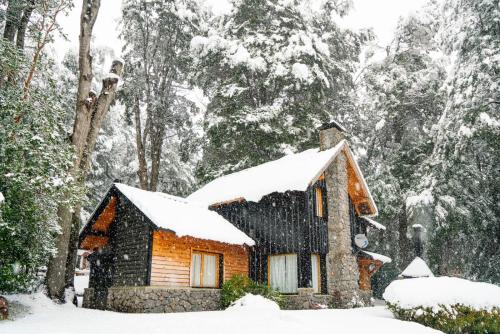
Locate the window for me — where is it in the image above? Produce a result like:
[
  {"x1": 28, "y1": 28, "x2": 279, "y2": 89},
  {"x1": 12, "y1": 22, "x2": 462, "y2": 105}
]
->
[
  {"x1": 311, "y1": 254, "x2": 321, "y2": 293},
  {"x1": 191, "y1": 251, "x2": 219, "y2": 288},
  {"x1": 269, "y1": 254, "x2": 298, "y2": 293},
  {"x1": 315, "y1": 187, "x2": 324, "y2": 217}
]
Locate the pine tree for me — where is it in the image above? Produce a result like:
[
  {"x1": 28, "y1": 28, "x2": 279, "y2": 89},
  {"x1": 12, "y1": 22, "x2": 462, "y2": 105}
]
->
[
  {"x1": 353, "y1": 2, "x2": 447, "y2": 293},
  {"x1": 421, "y1": 0, "x2": 499, "y2": 282},
  {"x1": 192, "y1": 0, "x2": 362, "y2": 183}
]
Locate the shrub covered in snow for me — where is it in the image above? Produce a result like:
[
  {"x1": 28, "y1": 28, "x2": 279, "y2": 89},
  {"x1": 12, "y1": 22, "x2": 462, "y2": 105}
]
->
[
  {"x1": 226, "y1": 294, "x2": 280, "y2": 311},
  {"x1": 221, "y1": 275, "x2": 283, "y2": 308},
  {"x1": 384, "y1": 277, "x2": 500, "y2": 333}
]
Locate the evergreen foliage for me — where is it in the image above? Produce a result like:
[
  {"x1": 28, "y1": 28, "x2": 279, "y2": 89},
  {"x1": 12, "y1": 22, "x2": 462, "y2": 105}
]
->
[
  {"x1": 220, "y1": 274, "x2": 283, "y2": 308},
  {"x1": 0, "y1": 39, "x2": 78, "y2": 293},
  {"x1": 353, "y1": 2, "x2": 447, "y2": 283},
  {"x1": 192, "y1": 0, "x2": 363, "y2": 182},
  {"x1": 387, "y1": 303, "x2": 500, "y2": 334}
]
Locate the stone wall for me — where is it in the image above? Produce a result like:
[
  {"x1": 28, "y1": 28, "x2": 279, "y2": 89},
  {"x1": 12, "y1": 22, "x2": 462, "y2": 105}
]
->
[
  {"x1": 104, "y1": 286, "x2": 221, "y2": 313},
  {"x1": 282, "y1": 288, "x2": 333, "y2": 310}
]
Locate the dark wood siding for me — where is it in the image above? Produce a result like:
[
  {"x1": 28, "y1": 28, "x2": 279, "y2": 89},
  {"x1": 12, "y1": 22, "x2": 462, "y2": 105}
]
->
[
  {"x1": 212, "y1": 180, "x2": 329, "y2": 292},
  {"x1": 110, "y1": 194, "x2": 152, "y2": 286}
]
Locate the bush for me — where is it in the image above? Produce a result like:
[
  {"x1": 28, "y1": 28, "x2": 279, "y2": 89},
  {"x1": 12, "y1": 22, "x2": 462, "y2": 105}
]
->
[
  {"x1": 387, "y1": 303, "x2": 500, "y2": 334},
  {"x1": 221, "y1": 275, "x2": 283, "y2": 308}
]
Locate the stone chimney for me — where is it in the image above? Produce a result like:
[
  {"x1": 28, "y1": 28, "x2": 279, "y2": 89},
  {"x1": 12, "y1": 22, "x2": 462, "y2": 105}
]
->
[
  {"x1": 319, "y1": 121, "x2": 362, "y2": 307},
  {"x1": 319, "y1": 120, "x2": 346, "y2": 151}
]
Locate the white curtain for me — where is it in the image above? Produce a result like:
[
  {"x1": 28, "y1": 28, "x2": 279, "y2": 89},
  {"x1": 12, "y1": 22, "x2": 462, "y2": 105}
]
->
[
  {"x1": 311, "y1": 254, "x2": 320, "y2": 293},
  {"x1": 203, "y1": 254, "x2": 217, "y2": 287},
  {"x1": 270, "y1": 254, "x2": 297, "y2": 293},
  {"x1": 191, "y1": 253, "x2": 202, "y2": 287}
]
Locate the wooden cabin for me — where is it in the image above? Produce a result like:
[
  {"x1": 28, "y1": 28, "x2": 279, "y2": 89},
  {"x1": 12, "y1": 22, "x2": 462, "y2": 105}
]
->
[
  {"x1": 188, "y1": 122, "x2": 390, "y2": 304},
  {"x1": 80, "y1": 121, "x2": 390, "y2": 312},
  {"x1": 78, "y1": 183, "x2": 254, "y2": 311}
]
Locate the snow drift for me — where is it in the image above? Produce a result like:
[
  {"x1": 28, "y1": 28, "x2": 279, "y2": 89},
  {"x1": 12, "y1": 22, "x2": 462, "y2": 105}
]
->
[{"x1": 383, "y1": 276, "x2": 500, "y2": 311}]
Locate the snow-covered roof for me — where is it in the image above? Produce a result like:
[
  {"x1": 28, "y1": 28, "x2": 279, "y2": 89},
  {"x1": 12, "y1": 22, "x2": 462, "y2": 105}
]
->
[
  {"x1": 361, "y1": 217, "x2": 386, "y2": 231},
  {"x1": 114, "y1": 183, "x2": 254, "y2": 246},
  {"x1": 188, "y1": 140, "x2": 378, "y2": 215},
  {"x1": 400, "y1": 257, "x2": 434, "y2": 278},
  {"x1": 360, "y1": 250, "x2": 392, "y2": 264}
]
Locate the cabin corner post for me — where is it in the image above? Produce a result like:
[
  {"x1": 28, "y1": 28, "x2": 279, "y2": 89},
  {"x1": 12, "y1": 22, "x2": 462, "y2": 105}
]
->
[{"x1": 320, "y1": 122, "x2": 362, "y2": 308}]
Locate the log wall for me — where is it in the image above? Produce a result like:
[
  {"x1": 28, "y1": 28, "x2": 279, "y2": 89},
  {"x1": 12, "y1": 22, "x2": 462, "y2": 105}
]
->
[{"x1": 150, "y1": 230, "x2": 249, "y2": 287}]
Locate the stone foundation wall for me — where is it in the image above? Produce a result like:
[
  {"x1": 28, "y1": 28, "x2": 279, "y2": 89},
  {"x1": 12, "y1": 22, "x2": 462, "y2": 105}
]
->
[
  {"x1": 82, "y1": 288, "x2": 108, "y2": 310},
  {"x1": 282, "y1": 288, "x2": 333, "y2": 310},
  {"x1": 105, "y1": 286, "x2": 221, "y2": 313}
]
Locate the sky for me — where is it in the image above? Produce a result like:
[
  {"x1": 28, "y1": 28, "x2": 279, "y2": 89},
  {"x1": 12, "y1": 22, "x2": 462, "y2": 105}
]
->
[{"x1": 53, "y1": 0, "x2": 430, "y2": 60}]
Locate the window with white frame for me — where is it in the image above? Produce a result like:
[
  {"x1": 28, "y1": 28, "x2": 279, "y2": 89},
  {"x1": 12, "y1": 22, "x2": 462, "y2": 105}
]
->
[
  {"x1": 191, "y1": 251, "x2": 219, "y2": 288},
  {"x1": 311, "y1": 254, "x2": 321, "y2": 293},
  {"x1": 269, "y1": 254, "x2": 298, "y2": 293}
]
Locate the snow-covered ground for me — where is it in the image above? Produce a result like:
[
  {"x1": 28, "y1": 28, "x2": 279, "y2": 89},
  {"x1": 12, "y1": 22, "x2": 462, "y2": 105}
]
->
[{"x1": 0, "y1": 293, "x2": 443, "y2": 334}]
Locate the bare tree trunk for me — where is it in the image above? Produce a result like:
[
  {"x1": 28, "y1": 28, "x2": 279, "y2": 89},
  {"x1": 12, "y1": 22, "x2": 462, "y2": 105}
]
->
[
  {"x1": 134, "y1": 97, "x2": 149, "y2": 189},
  {"x1": 64, "y1": 205, "x2": 82, "y2": 289},
  {"x1": 63, "y1": 59, "x2": 123, "y2": 294},
  {"x1": 149, "y1": 118, "x2": 166, "y2": 192},
  {"x1": 71, "y1": 0, "x2": 100, "y2": 169},
  {"x1": 3, "y1": 0, "x2": 22, "y2": 42},
  {"x1": 46, "y1": 203, "x2": 73, "y2": 300},
  {"x1": 46, "y1": 0, "x2": 102, "y2": 301},
  {"x1": 398, "y1": 203, "x2": 412, "y2": 268},
  {"x1": 16, "y1": 0, "x2": 35, "y2": 50}
]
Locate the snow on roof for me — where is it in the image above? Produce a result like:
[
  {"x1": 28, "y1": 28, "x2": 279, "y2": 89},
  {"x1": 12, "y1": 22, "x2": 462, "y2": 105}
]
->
[
  {"x1": 114, "y1": 183, "x2": 254, "y2": 246},
  {"x1": 383, "y1": 276, "x2": 500, "y2": 311},
  {"x1": 188, "y1": 141, "x2": 346, "y2": 206},
  {"x1": 400, "y1": 257, "x2": 434, "y2": 278},
  {"x1": 360, "y1": 250, "x2": 392, "y2": 264},
  {"x1": 189, "y1": 140, "x2": 377, "y2": 216},
  {"x1": 361, "y1": 217, "x2": 386, "y2": 230}
]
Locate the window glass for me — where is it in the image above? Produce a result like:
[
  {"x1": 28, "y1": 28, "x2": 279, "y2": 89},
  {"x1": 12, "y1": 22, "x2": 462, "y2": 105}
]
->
[
  {"x1": 191, "y1": 252, "x2": 218, "y2": 288},
  {"x1": 191, "y1": 253, "x2": 202, "y2": 287},
  {"x1": 315, "y1": 188, "x2": 323, "y2": 217},
  {"x1": 311, "y1": 254, "x2": 320, "y2": 293},
  {"x1": 203, "y1": 254, "x2": 217, "y2": 287},
  {"x1": 269, "y1": 254, "x2": 298, "y2": 293}
]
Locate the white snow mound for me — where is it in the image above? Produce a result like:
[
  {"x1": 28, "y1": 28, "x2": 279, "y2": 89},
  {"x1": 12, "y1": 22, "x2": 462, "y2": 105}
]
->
[
  {"x1": 226, "y1": 294, "x2": 280, "y2": 311},
  {"x1": 383, "y1": 277, "x2": 500, "y2": 311},
  {"x1": 400, "y1": 257, "x2": 433, "y2": 278}
]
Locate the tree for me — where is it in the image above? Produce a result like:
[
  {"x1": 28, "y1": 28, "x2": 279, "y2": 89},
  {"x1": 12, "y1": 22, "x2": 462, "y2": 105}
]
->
[
  {"x1": 354, "y1": 2, "x2": 446, "y2": 273},
  {"x1": 1, "y1": 0, "x2": 71, "y2": 89},
  {"x1": 45, "y1": 0, "x2": 124, "y2": 301},
  {"x1": 419, "y1": 0, "x2": 499, "y2": 282},
  {"x1": 121, "y1": 0, "x2": 201, "y2": 193},
  {"x1": 0, "y1": 38, "x2": 77, "y2": 293},
  {"x1": 192, "y1": 0, "x2": 362, "y2": 183}
]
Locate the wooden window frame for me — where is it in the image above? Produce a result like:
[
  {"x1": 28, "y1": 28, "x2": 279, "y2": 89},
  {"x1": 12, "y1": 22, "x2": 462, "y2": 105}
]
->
[
  {"x1": 311, "y1": 254, "x2": 321, "y2": 294},
  {"x1": 190, "y1": 250, "x2": 221, "y2": 288},
  {"x1": 315, "y1": 187, "x2": 324, "y2": 217}
]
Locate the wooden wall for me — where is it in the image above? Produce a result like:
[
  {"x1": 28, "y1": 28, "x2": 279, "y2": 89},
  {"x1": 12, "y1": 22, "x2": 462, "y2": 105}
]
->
[
  {"x1": 111, "y1": 195, "x2": 153, "y2": 287},
  {"x1": 150, "y1": 230, "x2": 249, "y2": 287},
  {"x1": 212, "y1": 182, "x2": 330, "y2": 293}
]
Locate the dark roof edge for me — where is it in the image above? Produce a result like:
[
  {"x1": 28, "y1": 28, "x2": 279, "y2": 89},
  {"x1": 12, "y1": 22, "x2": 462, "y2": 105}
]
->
[{"x1": 318, "y1": 120, "x2": 347, "y2": 132}]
